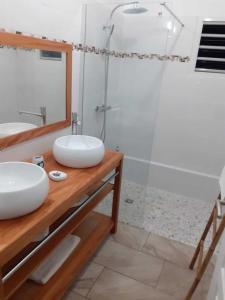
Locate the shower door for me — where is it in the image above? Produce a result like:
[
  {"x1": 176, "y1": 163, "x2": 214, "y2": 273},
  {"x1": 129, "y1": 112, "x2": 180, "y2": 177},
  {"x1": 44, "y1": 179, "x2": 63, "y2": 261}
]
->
[{"x1": 80, "y1": 2, "x2": 172, "y2": 228}]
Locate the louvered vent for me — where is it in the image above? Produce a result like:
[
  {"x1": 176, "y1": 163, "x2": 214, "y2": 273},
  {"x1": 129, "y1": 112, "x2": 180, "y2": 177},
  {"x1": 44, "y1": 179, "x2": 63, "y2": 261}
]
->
[{"x1": 196, "y1": 21, "x2": 225, "y2": 73}]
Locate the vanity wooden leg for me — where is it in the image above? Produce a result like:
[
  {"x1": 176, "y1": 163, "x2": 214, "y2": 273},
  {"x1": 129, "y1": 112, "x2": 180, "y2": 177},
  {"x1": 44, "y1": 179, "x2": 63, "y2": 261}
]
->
[{"x1": 111, "y1": 159, "x2": 123, "y2": 234}]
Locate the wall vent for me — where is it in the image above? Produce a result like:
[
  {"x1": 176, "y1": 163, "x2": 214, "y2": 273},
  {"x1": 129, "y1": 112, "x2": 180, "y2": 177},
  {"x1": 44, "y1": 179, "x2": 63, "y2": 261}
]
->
[{"x1": 196, "y1": 21, "x2": 225, "y2": 74}]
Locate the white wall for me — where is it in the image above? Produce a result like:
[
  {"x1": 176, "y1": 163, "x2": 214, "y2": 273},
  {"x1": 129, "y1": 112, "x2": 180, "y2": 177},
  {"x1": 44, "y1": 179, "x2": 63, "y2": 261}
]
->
[
  {"x1": 149, "y1": 0, "x2": 225, "y2": 200},
  {"x1": 17, "y1": 49, "x2": 66, "y2": 126},
  {"x1": 0, "y1": 48, "x2": 18, "y2": 123}
]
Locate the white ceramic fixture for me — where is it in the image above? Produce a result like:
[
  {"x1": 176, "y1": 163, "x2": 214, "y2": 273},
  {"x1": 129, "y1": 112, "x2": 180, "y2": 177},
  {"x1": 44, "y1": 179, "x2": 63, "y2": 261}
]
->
[
  {"x1": 0, "y1": 162, "x2": 49, "y2": 220},
  {"x1": 53, "y1": 135, "x2": 105, "y2": 168},
  {"x1": 0, "y1": 122, "x2": 37, "y2": 138}
]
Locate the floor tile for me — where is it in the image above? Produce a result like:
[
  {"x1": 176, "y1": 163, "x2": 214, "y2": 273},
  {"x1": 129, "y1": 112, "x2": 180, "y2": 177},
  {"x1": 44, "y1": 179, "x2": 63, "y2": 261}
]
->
[
  {"x1": 94, "y1": 239, "x2": 164, "y2": 287},
  {"x1": 97, "y1": 179, "x2": 215, "y2": 247},
  {"x1": 111, "y1": 222, "x2": 149, "y2": 251},
  {"x1": 156, "y1": 261, "x2": 198, "y2": 299},
  {"x1": 70, "y1": 262, "x2": 104, "y2": 296},
  {"x1": 142, "y1": 233, "x2": 195, "y2": 268},
  {"x1": 88, "y1": 268, "x2": 176, "y2": 300},
  {"x1": 198, "y1": 273, "x2": 212, "y2": 299},
  {"x1": 63, "y1": 290, "x2": 87, "y2": 300}
]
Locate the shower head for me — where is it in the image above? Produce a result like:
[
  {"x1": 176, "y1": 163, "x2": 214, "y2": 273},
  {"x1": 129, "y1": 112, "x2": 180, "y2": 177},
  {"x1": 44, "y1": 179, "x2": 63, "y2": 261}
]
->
[
  {"x1": 123, "y1": 4, "x2": 148, "y2": 14},
  {"x1": 109, "y1": 2, "x2": 148, "y2": 20}
]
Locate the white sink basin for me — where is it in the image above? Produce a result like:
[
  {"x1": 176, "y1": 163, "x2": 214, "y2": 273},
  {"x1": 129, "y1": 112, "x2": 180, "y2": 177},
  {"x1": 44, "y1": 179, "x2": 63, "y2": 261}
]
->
[
  {"x1": 0, "y1": 122, "x2": 37, "y2": 138},
  {"x1": 53, "y1": 135, "x2": 105, "y2": 168},
  {"x1": 0, "y1": 162, "x2": 49, "y2": 220}
]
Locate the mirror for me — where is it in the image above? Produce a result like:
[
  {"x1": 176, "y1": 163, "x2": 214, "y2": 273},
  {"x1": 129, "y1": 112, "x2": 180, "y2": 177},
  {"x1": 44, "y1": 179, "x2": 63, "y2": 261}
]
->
[{"x1": 0, "y1": 32, "x2": 72, "y2": 148}]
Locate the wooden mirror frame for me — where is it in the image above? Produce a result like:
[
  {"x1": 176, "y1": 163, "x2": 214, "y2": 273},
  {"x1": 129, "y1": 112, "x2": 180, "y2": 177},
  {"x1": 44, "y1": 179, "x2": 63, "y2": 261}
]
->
[{"x1": 0, "y1": 31, "x2": 72, "y2": 149}]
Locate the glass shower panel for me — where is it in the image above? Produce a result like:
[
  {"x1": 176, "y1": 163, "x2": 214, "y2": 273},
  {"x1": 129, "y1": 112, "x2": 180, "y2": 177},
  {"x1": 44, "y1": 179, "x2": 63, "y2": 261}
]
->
[
  {"x1": 81, "y1": 3, "x2": 119, "y2": 138},
  {"x1": 105, "y1": 8, "x2": 171, "y2": 187},
  {"x1": 80, "y1": 2, "x2": 173, "y2": 228}
]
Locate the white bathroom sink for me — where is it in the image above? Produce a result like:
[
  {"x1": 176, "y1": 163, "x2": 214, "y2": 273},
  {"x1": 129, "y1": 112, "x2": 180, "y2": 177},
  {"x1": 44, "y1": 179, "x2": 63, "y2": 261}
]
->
[
  {"x1": 53, "y1": 135, "x2": 105, "y2": 168},
  {"x1": 0, "y1": 122, "x2": 37, "y2": 138},
  {"x1": 0, "y1": 162, "x2": 49, "y2": 220}
]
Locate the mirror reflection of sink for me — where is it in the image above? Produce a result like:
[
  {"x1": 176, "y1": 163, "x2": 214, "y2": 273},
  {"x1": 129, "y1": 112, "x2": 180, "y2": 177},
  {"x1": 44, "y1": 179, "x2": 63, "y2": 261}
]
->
[
  {"x1": 53, "y1": 135, "x2": 105, "y2": 168},
  {"x1": 0, "y1": 122, "x2": 37, "y2": 138},
  {"x1": 0, "y1": 162, "x2": 49, "y2": 220}
]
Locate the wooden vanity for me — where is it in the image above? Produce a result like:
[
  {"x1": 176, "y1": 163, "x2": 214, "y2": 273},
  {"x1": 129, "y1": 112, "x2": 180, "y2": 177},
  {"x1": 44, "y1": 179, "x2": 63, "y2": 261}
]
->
[{"x1": 0, "y1": 150, "x2": 123, "y2": 300}]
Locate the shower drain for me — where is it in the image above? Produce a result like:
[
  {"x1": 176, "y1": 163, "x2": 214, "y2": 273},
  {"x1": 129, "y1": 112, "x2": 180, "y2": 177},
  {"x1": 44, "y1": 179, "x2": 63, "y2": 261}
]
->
[{"x1": 125, "y1": 198, "x2": 134, "y2": 204}]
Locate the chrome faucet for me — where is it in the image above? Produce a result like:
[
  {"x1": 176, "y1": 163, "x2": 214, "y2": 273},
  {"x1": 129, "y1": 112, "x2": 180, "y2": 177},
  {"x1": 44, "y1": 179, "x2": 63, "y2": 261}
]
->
[
  {"x1": 72, "y1": 112, "x2": 80, "y2": 135},
  {"x1": 19, "y1": 106, "x2": 47, "y2": 125}
]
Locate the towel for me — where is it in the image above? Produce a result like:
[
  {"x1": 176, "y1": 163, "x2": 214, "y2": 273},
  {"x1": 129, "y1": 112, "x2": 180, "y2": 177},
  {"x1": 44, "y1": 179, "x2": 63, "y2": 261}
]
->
[
  {"x1": 219, "y1": 166, "x2": 225, "y2": 202},
  {"x1": 30, "y1": 235, "x2": 80, "y2": 284}
]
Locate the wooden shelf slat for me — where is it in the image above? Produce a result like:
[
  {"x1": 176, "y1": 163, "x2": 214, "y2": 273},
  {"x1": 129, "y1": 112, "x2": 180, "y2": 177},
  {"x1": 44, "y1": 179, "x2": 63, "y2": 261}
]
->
[
  {"x1": 8, "y1": 212, "x2": 113, "y2": 300},
  {"x1": 3, "y1": 184, "x2": 113, "y2": 299}
]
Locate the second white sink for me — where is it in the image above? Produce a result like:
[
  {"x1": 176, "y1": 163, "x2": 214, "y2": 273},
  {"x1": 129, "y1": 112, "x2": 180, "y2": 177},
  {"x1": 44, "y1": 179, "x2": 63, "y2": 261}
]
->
[
  {"x1": 0, "y1": 122, "x2": 37, "y2": 138},
  {"x1": 53, "y1": 135, "x2": 105, "y2": 168},
  {"x1": 0, "y1": 162, "x2": 49, "y2": 220}
]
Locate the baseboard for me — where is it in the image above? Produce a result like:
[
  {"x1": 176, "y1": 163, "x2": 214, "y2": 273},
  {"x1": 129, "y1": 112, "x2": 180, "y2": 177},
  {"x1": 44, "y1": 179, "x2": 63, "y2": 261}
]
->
[{"x1": 149, "y1": 161, "x2": 219, "y2": 201}]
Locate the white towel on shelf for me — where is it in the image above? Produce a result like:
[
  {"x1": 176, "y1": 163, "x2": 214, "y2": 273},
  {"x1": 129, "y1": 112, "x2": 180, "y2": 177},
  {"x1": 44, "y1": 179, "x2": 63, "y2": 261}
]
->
[
  {"x1": 30, "y1": 235, "x2": 80, "y2": 285},
  {"x1": 219, "y1": 166, "x2": 225, "y2": 202}
]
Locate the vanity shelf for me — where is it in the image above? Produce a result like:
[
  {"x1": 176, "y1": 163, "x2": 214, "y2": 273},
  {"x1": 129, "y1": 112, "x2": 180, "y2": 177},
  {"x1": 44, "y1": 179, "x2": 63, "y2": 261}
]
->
[
  {"x1": 0, "y1": 150, "x2": 123, "y2": 300},
  {"x1": 8, "y1": 212, "x2": 113, "y2": 300}
]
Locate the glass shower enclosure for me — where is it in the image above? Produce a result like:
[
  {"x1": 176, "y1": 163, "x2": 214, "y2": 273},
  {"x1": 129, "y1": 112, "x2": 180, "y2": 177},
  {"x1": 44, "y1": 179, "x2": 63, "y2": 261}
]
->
[{"x1": 79, "y1": 2, "x2": 179, "y2": 228}]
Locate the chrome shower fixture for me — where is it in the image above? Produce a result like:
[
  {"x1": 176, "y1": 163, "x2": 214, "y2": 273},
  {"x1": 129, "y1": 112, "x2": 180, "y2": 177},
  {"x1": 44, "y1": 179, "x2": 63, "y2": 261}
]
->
[
  {"x1": 109, "y1": 2, "x2": 139, "y2": 20},
  {"x1": 160, "y1": 2, "x2": 184, "y2": 27},
  {"x1": 110, "y1": 2, "x2": 148, "y2": 19},
  {"x1": 104, "y1": 1, "x2": 148, "y2": 30},
  {"x1": 123, "y1": 3, "x2": 148, "y2": 14}
]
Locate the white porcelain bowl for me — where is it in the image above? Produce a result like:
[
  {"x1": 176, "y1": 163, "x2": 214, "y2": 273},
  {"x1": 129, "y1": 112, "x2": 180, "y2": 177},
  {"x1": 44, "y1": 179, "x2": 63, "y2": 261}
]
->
[
  {"x1": 0, "y1": 122, "x2": 37, "y2": 138},
  {"x1": 0, "y1": 162, "x2": 49, "y2": 220},
  {"x1": 53, "y1": 135, "x2": 105, "y2": 168}
]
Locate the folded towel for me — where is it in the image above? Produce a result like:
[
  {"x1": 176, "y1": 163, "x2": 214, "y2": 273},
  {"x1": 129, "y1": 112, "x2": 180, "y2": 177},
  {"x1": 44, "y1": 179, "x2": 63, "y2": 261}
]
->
[
  {"x1": 220, "y1": 166, "x2": 225, "y2": 202},
  {"x1": 30, "y1": 235, "x2": 80, "y2": 284}
]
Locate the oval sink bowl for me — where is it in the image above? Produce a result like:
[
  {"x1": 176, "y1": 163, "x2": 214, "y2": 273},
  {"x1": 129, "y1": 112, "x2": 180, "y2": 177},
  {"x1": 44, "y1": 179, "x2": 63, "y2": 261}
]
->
[
  {"x1": 0, "y1": 122, "x2": 37, "y2": 138},
  {"x1": 53, "y1": 135, "x2": 105, "y2": 168},
  {"x1": 0, "y1": 162, "x2": 49, "y2": 220}
]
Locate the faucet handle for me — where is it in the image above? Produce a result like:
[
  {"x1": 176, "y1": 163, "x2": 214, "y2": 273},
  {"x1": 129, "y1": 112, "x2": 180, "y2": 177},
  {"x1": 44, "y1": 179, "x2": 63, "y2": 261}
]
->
[{"x1": 72, "y1": 112, "x2": 78, "y2": 122}]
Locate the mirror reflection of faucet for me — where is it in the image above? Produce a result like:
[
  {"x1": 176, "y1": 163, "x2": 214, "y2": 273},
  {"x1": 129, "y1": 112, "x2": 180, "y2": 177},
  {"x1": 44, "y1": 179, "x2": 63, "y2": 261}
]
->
[
  {"x1": 19, "y1": 106, "x2": 47, "y2": 125},
  {"x1": 72, "y1": 112, "x2": 81, "y2": 135}
]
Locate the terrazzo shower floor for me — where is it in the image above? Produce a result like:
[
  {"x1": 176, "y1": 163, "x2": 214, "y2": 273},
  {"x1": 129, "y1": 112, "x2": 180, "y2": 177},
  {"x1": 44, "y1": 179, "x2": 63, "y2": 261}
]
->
[{"x1": 96, "y1": 180, "x2": 215, "y2": 247}]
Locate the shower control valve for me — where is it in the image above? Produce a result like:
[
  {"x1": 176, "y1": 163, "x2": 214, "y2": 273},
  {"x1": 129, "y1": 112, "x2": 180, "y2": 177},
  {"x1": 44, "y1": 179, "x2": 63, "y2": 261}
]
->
[{"x1": 95, "y1": 105, "x2": 112, "y2": 113}]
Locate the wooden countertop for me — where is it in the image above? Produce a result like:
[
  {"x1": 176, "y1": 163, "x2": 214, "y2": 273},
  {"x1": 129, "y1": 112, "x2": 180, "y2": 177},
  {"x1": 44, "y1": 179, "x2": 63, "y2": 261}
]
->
[{"x1": 0, "y1": 149, "x2": 123, "y2": 266}]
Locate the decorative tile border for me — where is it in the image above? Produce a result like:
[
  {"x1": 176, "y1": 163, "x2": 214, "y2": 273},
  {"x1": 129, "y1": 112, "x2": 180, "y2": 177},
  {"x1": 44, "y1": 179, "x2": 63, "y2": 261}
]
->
[
  {"x1": 0, "y1": 28, "x2": 190, "y2": 62},
  {"x1": 73, "y1": 43, "x2": 190, "y2": 62}
]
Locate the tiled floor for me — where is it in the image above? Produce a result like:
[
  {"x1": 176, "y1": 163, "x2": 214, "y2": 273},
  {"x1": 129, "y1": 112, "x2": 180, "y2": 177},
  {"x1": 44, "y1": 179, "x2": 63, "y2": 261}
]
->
[
  {"x1": 96, "y1": 180, "x2": 215, "y2": 247},
  {"x1": 64, "y1": 222, "x2": 213, "y2": 300}
]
